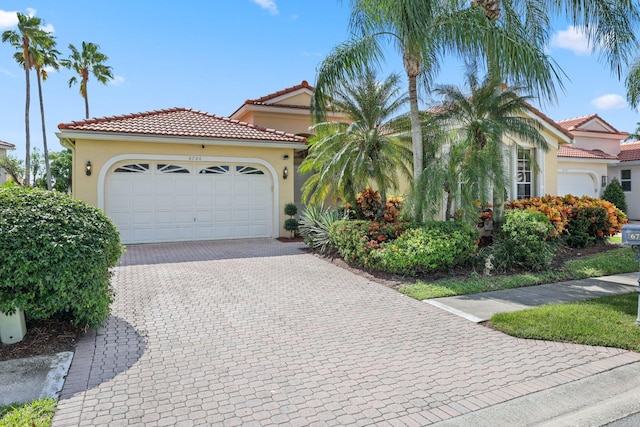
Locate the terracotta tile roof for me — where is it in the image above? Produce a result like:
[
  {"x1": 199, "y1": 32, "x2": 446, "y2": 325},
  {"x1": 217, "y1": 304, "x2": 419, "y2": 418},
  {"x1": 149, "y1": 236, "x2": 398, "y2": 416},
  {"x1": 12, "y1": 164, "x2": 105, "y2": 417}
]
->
[
  {"x1": 245, "y1": 80, "x2": 314, "y2": 105},
  {"x1": 556, "y1": 114, "x2": 598, "y2": 131},
  {"x1": 57, "y1": 108, "x2": 307, "y2": 143},
  {"x1": 619, "y1": 141, "x2": 640, "y2": 161},
  {"x1": 0, "y1": 140, "x2": 15, "y2": 149},
  {"x1": 524, "y1": 102, "x2": 574, "y2": 140},
  {"x1": 557, "y1": 113, "x2": 624, "y2": 135},
  {"x1": 558, "y1": 144, "x2": 618, "y2": 160}
]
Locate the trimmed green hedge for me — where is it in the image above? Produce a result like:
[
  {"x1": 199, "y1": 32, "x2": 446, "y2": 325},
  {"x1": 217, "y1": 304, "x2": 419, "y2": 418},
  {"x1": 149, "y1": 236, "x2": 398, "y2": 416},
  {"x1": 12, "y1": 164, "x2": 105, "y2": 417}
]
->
[
  {"x1": 0, "y1": 187, "x2": 123, "y2": 329},
  {"x1": 329, "y1": 219, "x2": 479, "y2": 275},
  {"x1": 491, "y1": 209, "x2": 555, "y2": 272},
  {"x1": 376, "y1": 221, "x2": 479, "y2": 275}
]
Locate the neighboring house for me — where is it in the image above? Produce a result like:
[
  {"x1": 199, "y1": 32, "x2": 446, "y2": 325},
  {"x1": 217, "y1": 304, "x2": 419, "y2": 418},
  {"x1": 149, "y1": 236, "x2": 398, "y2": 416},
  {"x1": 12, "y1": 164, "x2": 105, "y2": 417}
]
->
[
  {"x1": 556, "y1": 114, "x2": 627, "y2": 199},
  {"x1": 610, "y1": 141, "x2": 640, "y2": 220},
  {"x1": 56, "y1": 108, "x2": 307, "y2": 244},
  {"x1": 0, "y1": 140, "x2": 16, "y2": 185}
]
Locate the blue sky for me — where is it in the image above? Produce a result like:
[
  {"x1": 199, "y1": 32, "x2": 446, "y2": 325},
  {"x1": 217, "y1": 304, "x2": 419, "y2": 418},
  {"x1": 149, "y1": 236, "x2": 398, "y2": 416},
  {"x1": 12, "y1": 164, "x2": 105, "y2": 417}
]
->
[{"x1": 1, "y1": 1, "x2": 639, "y2": 161}]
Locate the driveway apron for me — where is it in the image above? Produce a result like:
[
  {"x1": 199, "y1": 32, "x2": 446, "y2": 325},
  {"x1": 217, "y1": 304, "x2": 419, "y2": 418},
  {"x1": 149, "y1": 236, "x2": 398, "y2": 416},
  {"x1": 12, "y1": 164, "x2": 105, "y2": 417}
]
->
[{"x1": 53, "y1": 239, "x2": 640, "y2": 426}]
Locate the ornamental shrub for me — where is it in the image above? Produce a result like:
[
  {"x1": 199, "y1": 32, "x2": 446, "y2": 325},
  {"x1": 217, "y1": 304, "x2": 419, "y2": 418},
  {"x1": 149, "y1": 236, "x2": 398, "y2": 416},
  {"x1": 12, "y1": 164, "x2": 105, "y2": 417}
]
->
[
  {"x1": 491, "y1": 209, "x2": 555, "y2": 272},
  {"x1": 602, "y1": 178, "x2": 627, "y2": 213},
  {"x1": 298, "y1": 205, "x2": 349, "y2": 253},
  {"x1": 329, "y1": 219, "x2": 412, "y2": 267},
  {"x1": 352, "y1": 188, "x2": 403, "y2": 222},
  {"x1": 0, "y1": 187, "x2": 124, "y2": 329},
  {"x1": 506, "y1": 195, "x2": 626, "y2": 246},
  {"x1": 355, "y1": 188, "x2": 382, "y2": 220},
  {"x1": 375, "y1": 221, "x2": 479, "y2": 276}
]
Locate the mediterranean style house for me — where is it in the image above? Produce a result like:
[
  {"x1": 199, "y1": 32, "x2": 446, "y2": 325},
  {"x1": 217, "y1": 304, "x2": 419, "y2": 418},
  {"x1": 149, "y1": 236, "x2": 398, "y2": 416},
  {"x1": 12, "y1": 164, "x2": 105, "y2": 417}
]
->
[
  {"x1": 0, "y1": 140, "x2": 15, "y2": 185},
  {"x1": 56, "y1": 80, "x2": 636, "y2": 244}
]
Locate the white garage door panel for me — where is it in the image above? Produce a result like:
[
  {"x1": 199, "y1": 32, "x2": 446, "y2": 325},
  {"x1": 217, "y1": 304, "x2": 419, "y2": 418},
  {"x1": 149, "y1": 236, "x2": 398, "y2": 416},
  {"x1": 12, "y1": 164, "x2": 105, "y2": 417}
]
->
[
  {"x1": 558, "y1": 172, "x2": 596, "y2": 198},
  {"x1": 105, "y1": 161, "x2": 273, "y2": 244}
]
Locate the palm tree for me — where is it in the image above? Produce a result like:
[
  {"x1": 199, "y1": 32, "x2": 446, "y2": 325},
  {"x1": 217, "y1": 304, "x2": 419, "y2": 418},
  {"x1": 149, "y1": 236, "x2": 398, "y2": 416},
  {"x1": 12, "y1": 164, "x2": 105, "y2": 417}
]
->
[
  {"x1": 300, "y1": 70, "x2": 413, "y2": 216},
  {"x1": 313, "y1": 0, "x2": 561, "y2": 221},
  {"x1": 424, "y1": 67, "x2": 549, "y2": 223},
  {"x1": 61, "y1": 41, "x2": 113, "y2": 119},
  {"x1": 31, "y1": 33, "x2": 59, "y2": 190},
  {"x1": 471, "y1": 0, "x2": 638, "y2": 81},
  {"x1": 2, "y1": 12, "x2": 49, "y2": 186},
  {"x1": 625, "y1": 121, "x2": 640, "y2": 142}
]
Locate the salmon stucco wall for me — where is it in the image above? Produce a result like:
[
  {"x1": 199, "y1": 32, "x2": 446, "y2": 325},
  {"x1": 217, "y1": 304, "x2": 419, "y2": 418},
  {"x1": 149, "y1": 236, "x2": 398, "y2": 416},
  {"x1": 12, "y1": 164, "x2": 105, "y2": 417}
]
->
[{"x1": 68, "y1": 138, "x2": 297, "y2": 238}]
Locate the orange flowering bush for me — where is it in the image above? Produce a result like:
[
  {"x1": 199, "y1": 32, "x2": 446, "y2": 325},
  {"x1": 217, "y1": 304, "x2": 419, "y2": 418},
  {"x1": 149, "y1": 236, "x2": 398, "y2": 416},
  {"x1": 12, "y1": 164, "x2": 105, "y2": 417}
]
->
[{"x1": 506, "y1": 195, "x2": 627, "y2": 247}]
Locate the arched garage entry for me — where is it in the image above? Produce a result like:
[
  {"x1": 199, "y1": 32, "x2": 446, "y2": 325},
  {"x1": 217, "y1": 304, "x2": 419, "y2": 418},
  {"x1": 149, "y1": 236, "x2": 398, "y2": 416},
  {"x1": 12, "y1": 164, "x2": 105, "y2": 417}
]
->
[{"x1": 100, "y1": 156, "x2": 277, "y2": 244}]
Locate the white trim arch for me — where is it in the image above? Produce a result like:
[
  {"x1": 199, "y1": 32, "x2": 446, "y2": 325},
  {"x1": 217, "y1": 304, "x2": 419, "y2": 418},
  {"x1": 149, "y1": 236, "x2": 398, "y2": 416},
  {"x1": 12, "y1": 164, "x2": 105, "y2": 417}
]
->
[{"x1": 97, "y1": 154, "x2": 280, "y2": 239}]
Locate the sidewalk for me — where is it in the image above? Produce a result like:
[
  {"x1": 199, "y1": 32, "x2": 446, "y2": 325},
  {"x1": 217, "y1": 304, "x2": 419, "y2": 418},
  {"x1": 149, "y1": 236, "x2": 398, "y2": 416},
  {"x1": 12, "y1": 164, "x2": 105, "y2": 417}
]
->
[{"x1": 425, "y1": 272, "x2": 639, "y2": 323}]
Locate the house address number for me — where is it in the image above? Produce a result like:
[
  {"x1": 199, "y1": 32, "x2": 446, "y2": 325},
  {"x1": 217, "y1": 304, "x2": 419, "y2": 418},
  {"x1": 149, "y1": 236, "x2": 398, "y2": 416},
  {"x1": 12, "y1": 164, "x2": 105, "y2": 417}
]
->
[{"x1": 188, "y1": 156, "x2": 202, "y2": 161}]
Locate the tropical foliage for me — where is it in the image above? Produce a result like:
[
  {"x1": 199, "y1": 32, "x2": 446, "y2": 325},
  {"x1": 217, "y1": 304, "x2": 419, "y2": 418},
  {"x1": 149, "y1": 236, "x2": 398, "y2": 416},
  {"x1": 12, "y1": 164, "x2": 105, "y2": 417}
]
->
[
  {"x1": 300, "y1": 69, "x2": 412, "y2": 214},
  {"x1": 507, "y1": 195, "x2": 627, "y2": 247},
  {"x1": 418, "y1": 67, "x2": 548, "y2": 224},
  {"x1": 1, "y1": 13, "x2": 53, "y2": 186},
  {"x1": 0, "y1": 155, "x2": 24, "y2": 186},
  {"x1": 490, "y1": 209, "x2": 556, "y2": 272},
  {"x1": 61, "y1": 41, "x2": 113, "y2": 119},
  {"x1": 313, "y1": 0, "x2": 561, "y2": 221},
  {"x1": 298, "y1": 205, "x2": 349, "y2": 253},
  {"x1": 375, "y1": 221, "x2": 479, "y2": 275}
]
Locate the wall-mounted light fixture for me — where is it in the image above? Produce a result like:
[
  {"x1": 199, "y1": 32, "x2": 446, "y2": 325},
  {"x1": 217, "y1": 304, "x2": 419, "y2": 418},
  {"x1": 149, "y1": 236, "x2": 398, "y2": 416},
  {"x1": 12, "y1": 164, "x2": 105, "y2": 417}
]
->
[
  {"x1": 602, "y1": 175, "x2": 607, "y2": 187},
  {"x1": 283, "y1": 166, "x2": 288, "y2": 180},
  {"x1": 86, "y1": 160, "x2": 92, "y2": 176}
]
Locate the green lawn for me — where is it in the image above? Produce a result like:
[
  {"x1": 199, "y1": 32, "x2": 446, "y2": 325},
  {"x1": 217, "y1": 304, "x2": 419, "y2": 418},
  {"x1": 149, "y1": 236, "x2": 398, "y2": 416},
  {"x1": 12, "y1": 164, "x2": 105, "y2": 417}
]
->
[
  {"x1": 490, "y1": 293, "x2": 640, "y2": 351},
  {"x1": 0, "y1": 398, "x2": 56, "y2": 427},
  {"x1": 400, "y1": 247, "x2": 638, "y2": 300}
]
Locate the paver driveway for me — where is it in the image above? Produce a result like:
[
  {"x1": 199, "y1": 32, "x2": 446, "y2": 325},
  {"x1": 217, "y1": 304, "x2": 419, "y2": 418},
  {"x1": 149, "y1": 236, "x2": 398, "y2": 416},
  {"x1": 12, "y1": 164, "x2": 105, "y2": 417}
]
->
[{"x1": 53, "y1": 239, "x2": 640, "y2": 426}]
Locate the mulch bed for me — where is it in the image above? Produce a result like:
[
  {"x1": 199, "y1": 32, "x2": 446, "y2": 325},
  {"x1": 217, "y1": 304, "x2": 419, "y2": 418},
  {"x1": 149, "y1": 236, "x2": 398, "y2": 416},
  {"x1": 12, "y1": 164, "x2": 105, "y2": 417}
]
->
[{"x1": 0, "y1": 319, "x2": 83, "y2": 362}]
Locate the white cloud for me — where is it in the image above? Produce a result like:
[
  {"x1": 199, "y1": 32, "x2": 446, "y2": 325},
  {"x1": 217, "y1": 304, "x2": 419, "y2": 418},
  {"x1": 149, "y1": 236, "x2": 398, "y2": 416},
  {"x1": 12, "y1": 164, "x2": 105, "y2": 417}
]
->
[
  {"x1": 41, "y1": 23, "x2": 54, "y2": 34},
  {"x1": 0, "y1": 10, "x2": 18, "y2": 29},
  {"x1": 109, "y1": 75, "x2": 125, "y2": 87},
  {"x1": 252, "y1": 0, "x2": 279, "y2": 15},
  {"x1": 550, "y1": 26, "x2": 592, "y2": 55},
  {"x1": 591, "y1": 94, "x2": 627, "y2": 110},
  {"x1": 26, "y1": 8, "x2": 36, "y2": 17}
]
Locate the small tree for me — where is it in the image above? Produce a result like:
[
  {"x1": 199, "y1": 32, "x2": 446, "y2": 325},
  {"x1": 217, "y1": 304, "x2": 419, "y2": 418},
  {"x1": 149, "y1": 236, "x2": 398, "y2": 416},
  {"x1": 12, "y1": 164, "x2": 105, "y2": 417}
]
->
[
  {"x1": 284, "y1": 203, "x2": 299, "y2": 238},
  {"x1": 0, "y1": 155, "x2": 25, "y2": 185},
  {"x1": 602, "y1": 178, "x2": 627, "y2": 213}
]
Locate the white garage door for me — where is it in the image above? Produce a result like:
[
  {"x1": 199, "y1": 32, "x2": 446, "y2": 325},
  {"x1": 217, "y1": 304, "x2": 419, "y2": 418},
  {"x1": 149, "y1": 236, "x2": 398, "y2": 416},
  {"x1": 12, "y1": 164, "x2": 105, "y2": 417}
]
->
[
  {"x1": 105, "y1": 162, "x2": 273, "y2": 244},
  {"x1": 558, "y1": 172, "x2": 597, "y2": 198}
]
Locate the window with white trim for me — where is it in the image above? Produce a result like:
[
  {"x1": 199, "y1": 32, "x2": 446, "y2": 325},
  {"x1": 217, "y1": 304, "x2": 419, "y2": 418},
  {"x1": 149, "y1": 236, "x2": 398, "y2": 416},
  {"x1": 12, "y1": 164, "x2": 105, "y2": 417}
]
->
[
  {"x1": 621, "y1": 169, "x2": 631, "y2": 192},
  {"x1": 516, "y1": 147, "x2": 533, "y2": 200}
]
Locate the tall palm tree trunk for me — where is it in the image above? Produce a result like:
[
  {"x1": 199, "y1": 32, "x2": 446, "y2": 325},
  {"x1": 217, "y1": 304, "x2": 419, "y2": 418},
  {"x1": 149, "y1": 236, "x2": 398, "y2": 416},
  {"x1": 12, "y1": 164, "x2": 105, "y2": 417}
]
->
[
  {"x1": 84, "y1": 89, "x2": 89, "y2": 119},
  {"x1": 36, "y1": 70, "x2": 52, "y2": 189},
  {"x1": 24, "y1": 64, "x2": 31, "y2": 186},
  {"x1": 404, "y1": 53, "x2": 423, "y2": 222}
]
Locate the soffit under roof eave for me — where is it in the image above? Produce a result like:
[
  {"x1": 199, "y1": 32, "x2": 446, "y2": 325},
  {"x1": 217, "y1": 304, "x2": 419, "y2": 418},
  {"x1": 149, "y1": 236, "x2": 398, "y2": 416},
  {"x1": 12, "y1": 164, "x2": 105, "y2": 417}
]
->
[
  {"x1": 569, "y1": 130, "x2": 629, "y2": 140},
  {"x1": 55, "y1": 130, "x2": 308, "y2": 149},
  {"x1": 235, "y1": 103, "x2": 344, "y2": 118},
  {"x1": 557, "y1": 156, "x2": 618, "y2": 164}
]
